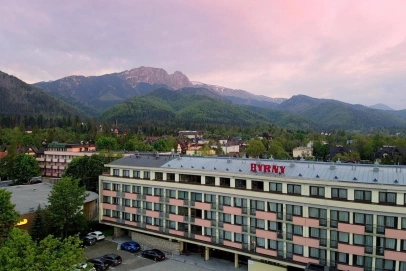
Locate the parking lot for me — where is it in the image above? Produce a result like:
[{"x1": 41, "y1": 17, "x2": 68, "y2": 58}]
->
[
  {"x1": 84, "y1": 238, "x2": 248, "y2": 271},
  {"x1": 84, "y1": 240, "x2": 156, "y2": 271}
]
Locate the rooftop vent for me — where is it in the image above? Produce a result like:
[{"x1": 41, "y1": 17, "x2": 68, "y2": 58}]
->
[
  {"x1": 373, "y1": 178, "x2": 378, "y2": 182},
  {"x1": 239, "y1": 169, "x2": 242, "y2": 172},
  {"x1": 299, "y1": 173, "x2": 302, "y2": 177},
  {"x1": 214, "y1": 167, "x2": 216, "y2": 170},
  {"x1": 202, "y1": 166, "x2": 205, "y2": 169},
  {"x1": 226, "y1": 168, "x2": 229, "y2": 171},
  {"x1": 394, "y1": 180, "x2": 399, "y2": 184},
  {"x1": 353, "y1": 177, "x2": 357, "y2": 181},
  {"x1": 330, "y1": 165, "x2": 336, "y2": 170},
  {"x1": 181, "y1": 165, "x2": 183, "y2": 168},
  {"x1": 334, "y1": 176, "x2": 338, "y2": 179},
  {"x1": 168, "y1": 164, "x2": 170, "y2": 167},
  {"x1": 227, "y1": 158, "x2": 232, "y2": 163},
  {"x1": 316, "y1": 175, "x2": 319, "y2": 178},
  {"x1": 191, "y1": 166, "x2": 194, "y2": 168}
]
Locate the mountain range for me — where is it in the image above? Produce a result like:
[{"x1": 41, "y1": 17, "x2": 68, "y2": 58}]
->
[{"x1": 1, "y1": 67, "x2": 405, "y2": 131}]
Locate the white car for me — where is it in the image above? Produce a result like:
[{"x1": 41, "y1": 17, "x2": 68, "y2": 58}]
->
[{"x1": 87, "y1": 231, "x2": 105, "y2": 241}]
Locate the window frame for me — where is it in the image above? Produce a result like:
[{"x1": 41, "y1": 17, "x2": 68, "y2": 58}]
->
[{"x1": 287, "y1": 184, "x2": 301, "y2": 195}]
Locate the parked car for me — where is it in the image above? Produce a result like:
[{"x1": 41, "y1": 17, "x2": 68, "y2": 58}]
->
[
  {"x1": 87, "y1": 231, "x2": 105, "y2": 241},
  {"x1": 120, "y1": 241, "x2": 141, "y2": 252},
  {"x1": 82, "y1": 236, "x2": 97, "y2": 247},
  {"x1": 103, "y1": 254, "x2": 122, "y2": 266},
  {"x1": 87, "y1": 257, "x2": 109, "y2": 271},
  {"x1": 27, "y1": 177, "x2": 42, "y2": 184},
  {"x1": 141, "y1": 249, "x2": 166, "y2": 261}
]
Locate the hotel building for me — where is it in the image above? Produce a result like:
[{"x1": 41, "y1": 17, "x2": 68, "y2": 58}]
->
[{"x1": 99, "y1": 153, "x2": 406, "y2": 271}]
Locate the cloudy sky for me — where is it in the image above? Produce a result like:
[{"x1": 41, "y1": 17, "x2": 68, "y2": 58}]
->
[{"x1": 1, "y1": 0, "x2": 406, "y2": 109}]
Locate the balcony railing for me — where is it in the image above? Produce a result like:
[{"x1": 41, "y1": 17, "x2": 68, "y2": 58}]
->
[
  {"x1": 159, "y1": 196, "x2": 169, "y2": 203},
  {"x1": 375, "y1": 246, "x2": 384, "y2": 256}
]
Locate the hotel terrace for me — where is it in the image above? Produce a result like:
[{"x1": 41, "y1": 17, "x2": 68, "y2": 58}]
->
[{"x1": 99, "y1": 153, "x2": 406, "y2": 271}]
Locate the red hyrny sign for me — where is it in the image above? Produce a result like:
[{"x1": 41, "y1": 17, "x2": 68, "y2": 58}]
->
[{"x1": 250, "y1": 163, "x2": 286, "y2": 174}]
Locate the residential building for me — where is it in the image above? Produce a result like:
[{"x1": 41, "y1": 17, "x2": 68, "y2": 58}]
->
[
  {"x1": 293, "y1": 147, "x2": 313, "y2": 159},
  {"x1": 36, "y1": 141, "x2": 96, "y2": 180},
  {"x1": 99, "y1": 154, "x2": 406, "y2": 271}
]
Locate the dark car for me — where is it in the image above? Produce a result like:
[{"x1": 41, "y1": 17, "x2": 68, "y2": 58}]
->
[
  {"x1": 103, "y1": 254, "x2": 122, "y2": 266},
  {"x1": 141, "y1": 249, "x2": 165, "y2": 261},
  {"x1": 120, "y1": 241, "x2": 141, "y2": 252},
  {"x1": 87, "y1": 257, "x2": 109, "y2": 271},
  {"x1": 82, "y1": 236, "x2": 97, "y2": 247}
]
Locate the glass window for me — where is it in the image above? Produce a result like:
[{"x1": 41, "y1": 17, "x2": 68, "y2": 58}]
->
[
  {"x1": 293, "y1": 244, "x2": 303, "y2": 255},
  {"x1": 224, "y1": 214, "x2": 232, "y2": 223},
  {"x1": 331, "y1": 188, "x2": 347, "y2": 199},
  {"x1": 123, "y1": 170, "x2": 129, "y2": 177},
  {"x1": 309, "y1": 247, "x2": 319, "y2": 258},
  {"x1": 146, "y1": 216, "x2": 153, "y2": 225},
  {"x1": 191, "y1": 192, "x2": 202, "y2": 202},
  {"x1": 103, "y1": 182, "x2": 111, "y2": 190},
  {"x1": 235, "y1": 215, "x2": 242, "y2": 225},
  {"x1": 154, "y1": 188, "x2": 163, "y2": 196},
  {"x1": 234, "y1": 233, "x2": 242, "y2": 243},
  {"x1": 133, "y1": 170, "x2": 141, "y2": 178},
  {"x1": 353, "y1": 234, "x2": 364, "y2": 245},
  {"x1": 132, "y1": 185, "x2": 141, "y2": 194},
  {"x1": 224, "y1": 231, "x2": 232, "y2": 241},
  {"x1": 143, "y1": 187, "x2": 152, "y2": 195},
  {"x1": 256, "y1": 237, "x2": 265, "y2": 248},
  {"x1": 293, "y1": 225, "x2": 303, "y2": 236},
  {"x1": 310, "y1": 186, "x2": 325, "y2": 197},
  {"x1": 354, "y1": 190, "x2": 371, "y2": 202},
  {"x1": 270, "y1": 182, "x2": 282, "y2": 193},
  {"x1": 338, "y1": 253, "x2": 349, "y2": 264},
  {"x1": 338, "y1": 232, "x2": 349, "y2": 243},
  {"x1": 205, "y1": 194, "x2": 215, "y2": 203},
  {"x1": 166, "y1": 189, "x2": 176, "y2": 198},
  {"x1": 144, "y1": 171, "x2": 150, "y2": 179},
  {"x1": 123, "y1": 185, "x2": 131, "y2": 192},
  {"x1": 379, "y1": 192, "x2": 397, "y2": 204},
  {"x1": 287, "y1": 184, "x2": 301, "y2": 195},
  {"x1": 178, "y1": 190, "x2": 189, "y2": 199},
  {"x1": 113, "y1": 184, "x2": 120, "y2": 191},
  {"x1": 132, "y1": 200, "x2": 141, "y2": 208},
  {"x1": 154, "y1": 203, "x2": 163, "y2": 212},
  {"x1": 113, "y1": 169, "x2": 119, "y2": 176},
  {"x1": 145, "y1": 202, "x2": 152, "y2": 210},
  {"x1": 103, "y1": 209, "x2": 111, "y2": 216}
]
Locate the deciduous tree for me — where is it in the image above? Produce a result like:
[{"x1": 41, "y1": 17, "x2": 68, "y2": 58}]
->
[
  {"x1": 0, "y1": 189, "x2": 20, "y2": 241},
  {"x1": 13, "y1": 154, "x2": 40, "y2": 185},
  {"x1": 246, "y1": 139, "x2": 266, "y2": 158}
]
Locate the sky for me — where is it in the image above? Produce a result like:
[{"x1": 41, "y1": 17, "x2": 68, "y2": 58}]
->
[{"x1": 1, "y1": 0, "x2": 406, "y2": 110}]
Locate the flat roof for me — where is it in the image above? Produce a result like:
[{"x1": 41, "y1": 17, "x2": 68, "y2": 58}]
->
[
  {"x1": 2, "y1": 183, "x2": 98, "y2": 215},
  {"x1": 108, "y1": 154, "x2": 406, "y2": 186}
]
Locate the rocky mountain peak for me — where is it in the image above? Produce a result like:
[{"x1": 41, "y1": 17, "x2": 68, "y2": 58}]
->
[{"x1": 118, "y1": 66, "x2": 193, "y2": 89}]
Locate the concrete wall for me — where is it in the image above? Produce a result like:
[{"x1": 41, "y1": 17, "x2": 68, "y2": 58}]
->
[
  {"x1": 248, "y1": 260, "x2": 287, "y2": 271},
  {"x1": 131, "y1": 231, "x2": 180, "y2": 255}
]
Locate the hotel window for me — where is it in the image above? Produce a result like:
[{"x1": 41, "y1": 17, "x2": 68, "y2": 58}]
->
[
  {"x1": 286, "y1": 205, "x2": 302, "y2": 220},
  {"x1": 223, "y1": 214, "x2": 232, "y2": 224},
  {"x1": 102, "y1": 196, "x2": 111, "y2": 203},
  {"x1": 166, "y1": 189, "x2": 176, "y2": 198},
  {"x1": 143, "y1": 171, "x2": 150, "y2": 179},
  {"x1": 353, "y1": 234, "x2": 365, "y2": 245},
  {"x1": 167, "y1": 173, "x2": 175, "y2": 181},
  {"x1": 338, "y1": 253, "x2": 349, "y2": 264},
  {"x1": 234, "y1": 215, "x2": 242, "y2": 225},
  {"x1": 205, "y1": 228, "x2": 214, "y2": 236},
  {"x1": 145, "y1": 216, "x2": 153, "y2": 225},
  {"x1": 309, "y1": 247, "x2": 319, "y2": 259},
  {"x1": 133, "y1": 170, "x2": 141, "y2": 178},
  {"x1": 144, "y1": 202, "x2": 153, "y2": 210},
  {"x1": 191, "y1": 192, "x2": 202, "y2": 202},
  {"x1": 234, "y1": 233, "x2": 242, "y2": 243},
  {"x1": 112, "y1": 211, "x2": 120, "y2": 218},
  {"x1": 384, "y1": 238, "x2": 397, "y2": 250},
  {"x1": 310, "y1": 186, "x2": 325, "y2": 197},
  {"x1": 124, "y1": 212, "x2": 131, "y2": 220},
  {"x1": 269, "y1": 182, "x2": 282, "y2": 193},
  {"x1": 143, "y1": 187, "x2": 152, "y2": 195},
  {"x1": 123, "y1": 170, "x2": 129, "y2": 177},
  {"x1": 330, "y1": 231, "x2": 338, "y2": 248},
  {"x1": 168, "y1": 220, "x2": 176, "y2": 229},
  {"x1": 205, "y1": 176, "x2": 215, "y2": 186},
  {"x1": 377, "y1": 215, "x2": 397, "y2": 233},
  {"x1": 178, "y1": 190, "x2": 189, "y2": 199},
  {"x1": 402, "y1": 218, "x2": 406, "y2": 229},
  {"x1": 400, "y1": 262, "x2": 406, "y2": 271},
  {"x1": 308, "y1": 207, "x2": 327, "y2": 226},
  {"x1": 287, "y1": 184, "x2": 301, "y2": 195},
  {"x1": 132, "y1": 214, "x2": 141, "y2": 222},
  {"x1": 132, "y1": 185, "x2": 141, "y2": 194},
  {"x1": 220, "y1": 196, "x2": 231, "y2": 206},
  {"x1": 268, "y1": 240, "x2": 283, "y2": 252},
  {"x1": 167, "y1": 205, "x2": 176, "y2": 214},
  {"x1": 154, "y1": 218, "x2": 163, "y2": 226},
  {"x1": 123, "y1": 199, "x2": 131, "y2": 207},
  {"x1": 293, "y1": 244, "x2": 303, "y2": 256},
  {"x1": 154, "y1": 203, "x2": 163, "y2": 212},
  {"x1": 331, "y1": 188, "x2": 347, "y2": 199},
  {"x1": 253, "y1": 219, "x2": 265, "y2": 229},
  {"x1": 235, "y1": 179, "x2": 246, "y2": 189},
  {"x1": 255, "y1": 237, "x2": 265, "y2": 248},
  {"x1": 251, "y1": 180, "x2": 264, "y2": 191},
  {"x1": 293, "y1": 225, "x2": 303, "y2": 236},
  {"x1": 309, "y1": 227, "x2": 320, "y2": 238},
  {"x1": 338, "y1": 232, "x2": 349, "y2": 244},
  {"x1": 205, "y1": 211, "x2": 215, "y2": 220},
  {"x1": 154, "y1": 188, "x2": 164, "y2": 197},
  {"x1": 113, "y1": 183, "x2": 120, "y2": 191},
  {"x1": 268, "y1": 202, "x2": 283, "y2": 219},
  {"x1": 205, "y1": 194, "x2": 215, "y2": 203},
  {"x1": 103, "y1": 209, "x2": 111, "y2": 216},
  {"x1": 223, "y1": 231, "x2": 232, "y2": 241},
  {"x1": 354, "y1": 213, "x2": 373, "y2": 232},
  {"x1": 103, "y1": 182, "x2": 111, "y2": 190},
  {"x1": 234, "y1": 198, "x2": 247, "y2": 208},
  {"x1": 113, "y1": 169, "x2": 119, "y2": 176},
  {"x1": 330, "y1": 210, "x2": 349, "y2": 227},
  {"x1": 132, "y1": 200, "x2": 141, "y2": 208},
  {"x1": 401, "y1": 240, "x2": 406, "y2": 251},
  {"x1": 113, "y1": 197, "x2": 120, "y2": 205},
  {"x1": 379, "y1": 192, "x2": 397, "y2": 204},
  {"x1": 354, "y1": 190, "x2": 372, "y2": 202},
  {"x1": 353, "y1": 255, "x2": 364, "y2": 267},
  {"x1": 123, "y1": 185, "x2": 131, "y2": 193},
  {"x1": 375, "y1": 259, "x2": 395, "y2": 271}
]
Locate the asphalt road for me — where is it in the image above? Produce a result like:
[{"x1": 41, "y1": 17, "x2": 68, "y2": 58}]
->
[{"x1": 84, "y1": 240, "x2": 157, "y2": 271}]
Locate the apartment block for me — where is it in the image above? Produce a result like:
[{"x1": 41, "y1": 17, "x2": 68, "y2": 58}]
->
[{"x1": 99, "y1": 153, "x2": 406, "y2": 271}]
